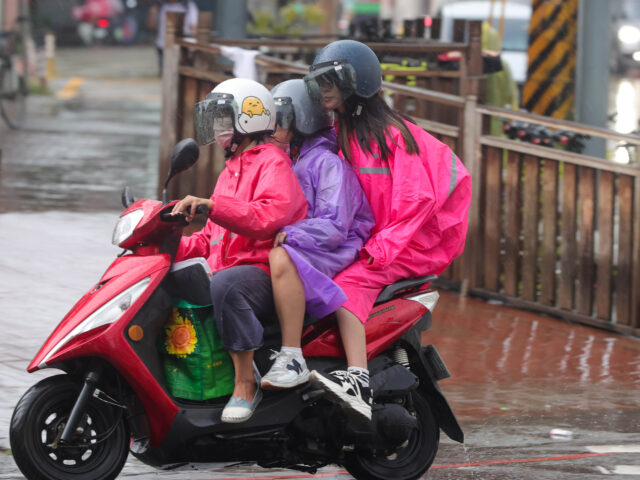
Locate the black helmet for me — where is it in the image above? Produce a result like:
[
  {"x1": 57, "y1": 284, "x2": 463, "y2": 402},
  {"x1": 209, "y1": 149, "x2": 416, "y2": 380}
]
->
[
  {"x1": 306, "y1": 39, "x2": 382, "y2": 100},
  {"x1": 271, "y1": 79, "x2": 332, "y2": 136}
]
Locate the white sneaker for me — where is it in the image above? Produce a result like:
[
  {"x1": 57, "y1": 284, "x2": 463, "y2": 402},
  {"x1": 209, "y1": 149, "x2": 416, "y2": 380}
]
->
[{"x1": 261, "y1": 350, "x2": 310, "y2": 390}]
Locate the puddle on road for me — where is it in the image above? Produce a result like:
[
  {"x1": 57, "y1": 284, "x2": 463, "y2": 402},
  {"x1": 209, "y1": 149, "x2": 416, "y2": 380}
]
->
[
  {"x1": 428, "y1": 292, "x2": 640, "y2": 420},
  {"x1": 0, "y1": 127, "x2": 159, "y2": 213},
  {"x1": 0, "y1": 84, "x2": 161, "y2": 213}
]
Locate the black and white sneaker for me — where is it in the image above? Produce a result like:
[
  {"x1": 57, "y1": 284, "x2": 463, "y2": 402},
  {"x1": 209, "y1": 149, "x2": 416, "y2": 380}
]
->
[{"x1": 309, "y1": 369, "x2": 372, "y2": 420}]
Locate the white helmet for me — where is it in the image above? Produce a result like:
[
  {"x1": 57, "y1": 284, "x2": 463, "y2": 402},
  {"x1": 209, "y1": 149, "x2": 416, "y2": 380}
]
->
[{"x1": 194, "y1": 78, "x2": 276, "y2": 147}]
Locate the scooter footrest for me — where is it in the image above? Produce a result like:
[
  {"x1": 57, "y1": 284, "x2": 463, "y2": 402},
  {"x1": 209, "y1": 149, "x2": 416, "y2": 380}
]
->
[
  {"x1": 422, "y1": 344, "x2": 450, "y2": 380},
  {"x1": 301, "y1": 389, "x2": 326, "y2": 402}
]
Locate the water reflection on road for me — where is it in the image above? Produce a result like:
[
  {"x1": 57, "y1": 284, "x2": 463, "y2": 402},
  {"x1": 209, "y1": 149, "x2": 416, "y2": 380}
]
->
[{"x1": 429, "y1": 292, "x2": 640, "y2": 421}]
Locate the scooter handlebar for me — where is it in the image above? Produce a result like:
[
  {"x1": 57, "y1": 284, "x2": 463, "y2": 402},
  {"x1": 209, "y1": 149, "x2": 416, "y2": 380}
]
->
[
  {"x1": 160, "y1": 211, "x2": 189, "y2": 225},
  {"x1": 159, "y1": 204, "x2": 208, "y2": 225}
]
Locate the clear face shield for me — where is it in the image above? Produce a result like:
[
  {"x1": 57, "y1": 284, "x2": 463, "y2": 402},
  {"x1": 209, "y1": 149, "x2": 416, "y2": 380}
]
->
[
  {"x1": 266, "y1": 97, "x2": 294, "y2": 155},
  {"x1": 274, "y1": 97, "x2": 295, "y2": 131},
  {"x1": 304, "y1": 60, "x2": 357, "y2": 108},
  {"x1": 194, "y1": 93, "x2": 236, "y2": 148}
]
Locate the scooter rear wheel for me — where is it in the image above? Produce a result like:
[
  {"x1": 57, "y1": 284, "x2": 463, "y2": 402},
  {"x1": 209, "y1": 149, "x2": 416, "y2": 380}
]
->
[
  {"x1": 343, "y1": 391, "x2": 439, "y2": 480},
  {"x1": 9, "y1": 374, "x2": 129, "y2": 480}
]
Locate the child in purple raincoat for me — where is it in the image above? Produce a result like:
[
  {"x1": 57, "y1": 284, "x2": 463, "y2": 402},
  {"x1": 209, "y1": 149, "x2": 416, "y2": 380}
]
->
[{"x1": 259, "y1": 79, "x2": 374, "y2": 390}]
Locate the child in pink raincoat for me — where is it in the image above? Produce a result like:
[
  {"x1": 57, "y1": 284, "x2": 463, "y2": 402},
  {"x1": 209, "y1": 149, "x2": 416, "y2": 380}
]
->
[{"x1": 304, "y1": 40, "x2": 472, "y2": 420}]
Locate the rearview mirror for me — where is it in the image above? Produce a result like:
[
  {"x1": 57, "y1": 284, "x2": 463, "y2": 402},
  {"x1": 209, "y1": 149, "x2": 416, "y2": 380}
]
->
[
  {"x1": 162, "y1": 138, "x2": 200, "y2": 204},
  {"x1": 121, "y1": 186, "x2": 135, "y2": 208}
]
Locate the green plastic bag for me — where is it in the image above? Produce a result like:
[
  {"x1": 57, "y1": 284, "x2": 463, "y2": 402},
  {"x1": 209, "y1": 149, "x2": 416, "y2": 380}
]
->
[{"x1": 160, "y1": 299, "x2": 234, "y2": 401}]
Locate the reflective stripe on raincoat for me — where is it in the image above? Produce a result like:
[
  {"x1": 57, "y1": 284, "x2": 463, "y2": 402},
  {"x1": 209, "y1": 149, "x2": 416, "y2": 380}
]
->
[
  {"x1": 334, "y1": 120, "x2": 472, "y2": 322},
  {"x1": 281, "y1": 129, "x2": 374, "y2": 318},
  {"x1": 175, "y1": 143, "x2": 308, "y2": 274}
]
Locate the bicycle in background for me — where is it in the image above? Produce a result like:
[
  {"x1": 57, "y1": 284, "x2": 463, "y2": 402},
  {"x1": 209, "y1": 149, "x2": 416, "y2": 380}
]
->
[{"x1": 0, "y1": 1, "x2": 29, "y2": 129}]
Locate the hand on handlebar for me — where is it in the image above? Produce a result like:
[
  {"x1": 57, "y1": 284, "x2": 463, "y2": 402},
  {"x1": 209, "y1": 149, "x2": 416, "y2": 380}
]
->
[{"x1": 171, "y1": 195, "x2": 213, "y2": 222}]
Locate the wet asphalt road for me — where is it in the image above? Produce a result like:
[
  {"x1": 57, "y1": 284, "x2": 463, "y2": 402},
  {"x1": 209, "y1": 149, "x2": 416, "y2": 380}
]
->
[{"x1": 0, "y1": 46, "x2": 639, "y2": 479}]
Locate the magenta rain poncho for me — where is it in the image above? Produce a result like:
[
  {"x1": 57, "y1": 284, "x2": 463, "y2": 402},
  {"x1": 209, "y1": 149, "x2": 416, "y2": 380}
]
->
[
  {"x1": 334, "y1": 120, "x2": 472, "y2": 323},
  {"x1": 281, "y1": 129, "x2": 374, "y2": 318}
]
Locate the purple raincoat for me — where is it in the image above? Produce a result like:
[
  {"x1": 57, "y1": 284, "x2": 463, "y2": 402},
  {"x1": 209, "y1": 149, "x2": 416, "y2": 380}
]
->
[{"x1": 282, "y1": 129, "x2": 374, "y2": 318}]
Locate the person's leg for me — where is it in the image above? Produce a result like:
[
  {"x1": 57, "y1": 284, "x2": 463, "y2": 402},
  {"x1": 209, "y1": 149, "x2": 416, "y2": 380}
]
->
[
  {"x1": 335, "y1": 307, "x2": 367, "y2": 368},
  {"x1": 261, "y1": 247, "x2": 309, "y2": 389},
  {"x1": 307, "y1": 260, "x2": 386, "y2": 420},
  {"x1": 269, "y1": 247, "x2": 305, "y2": 347},
  {"x1": 210, "y1": 266, "x2": 274, "y2": 422},
  {"x1": 309, "y1": 306, "x2": 372, "y2": 420},
  {"x1": 228, "y1": 350, "x2": 256, "y2": 401}
]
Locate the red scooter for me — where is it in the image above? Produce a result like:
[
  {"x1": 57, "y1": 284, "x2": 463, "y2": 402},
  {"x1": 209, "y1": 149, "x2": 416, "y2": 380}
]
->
[{"x1": 9, "y1": 139, "x2": 463, "y2": 480}]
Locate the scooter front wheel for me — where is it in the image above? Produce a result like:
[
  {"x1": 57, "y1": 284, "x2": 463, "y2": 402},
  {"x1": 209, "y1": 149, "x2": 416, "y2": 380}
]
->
[
  {"x1": 9, "y1": 374, "x2": 129, "y2": 480},
  {"x1": 343, "y1": 391, "x2": 439, "y2": 480}
]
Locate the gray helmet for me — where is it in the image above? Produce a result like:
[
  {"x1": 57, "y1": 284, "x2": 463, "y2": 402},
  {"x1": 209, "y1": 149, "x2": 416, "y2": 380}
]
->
[
  {"x1": 271, "y1": 79, "x2": 332, "y2": 136},
  {"x1": 307, "y1": 39, "x2": 382, "y2": 99}
]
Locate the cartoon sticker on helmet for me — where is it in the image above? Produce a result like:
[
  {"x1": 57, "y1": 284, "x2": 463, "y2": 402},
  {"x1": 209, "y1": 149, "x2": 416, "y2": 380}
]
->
[{"x1": 238, "y1": 96, "x2": 272, "y2": 133}]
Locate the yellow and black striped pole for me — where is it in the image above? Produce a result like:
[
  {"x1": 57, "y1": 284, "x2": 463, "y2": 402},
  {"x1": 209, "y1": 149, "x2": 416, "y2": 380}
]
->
[{"x1": 522, "y1": 0, "x2": 578, "y2": 119}]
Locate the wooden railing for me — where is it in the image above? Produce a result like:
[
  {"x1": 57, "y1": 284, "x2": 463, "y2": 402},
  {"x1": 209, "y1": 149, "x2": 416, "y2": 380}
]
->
[
  {"x1": 158, "y1": 13, "x2": 640, "y2": 337},
  {"x1": 469, "y1": 106, "x2": 640, "y2": 336}
]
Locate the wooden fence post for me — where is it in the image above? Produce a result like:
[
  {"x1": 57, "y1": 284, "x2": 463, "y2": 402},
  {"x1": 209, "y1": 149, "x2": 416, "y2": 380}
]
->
[
  {"x1": 158, "y1": 12, "x2": 185, "y2": 200},
  {"x1": 193, "y1": 12, "x2": 216, "y2": 74},
  {"x1": 461, "y1": 97, "x2": 480, "y2": 295},
  {"x1": 633, "y1": 176, "x2": 640, "y2": 331},
  {"x1": 197, "y1": 11, "x2": 212, "y2": 44},
  {"x1": 460, "y1": 20, "x2": 484, "y2": 294}
]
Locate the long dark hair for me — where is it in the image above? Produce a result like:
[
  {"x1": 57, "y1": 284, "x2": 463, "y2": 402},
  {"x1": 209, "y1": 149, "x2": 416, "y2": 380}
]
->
[{"x1": 336, "y1": 92, "x2": 419, "y2": 163}]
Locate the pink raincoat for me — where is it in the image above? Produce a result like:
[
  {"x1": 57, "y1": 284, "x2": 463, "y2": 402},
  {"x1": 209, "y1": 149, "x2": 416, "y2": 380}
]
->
[
  {"x1": 334, "y1": 120, "x2": 472, "y2": 323},
  {"x1": 175, "y1": 143, "x2": 308, "y2": 274}
]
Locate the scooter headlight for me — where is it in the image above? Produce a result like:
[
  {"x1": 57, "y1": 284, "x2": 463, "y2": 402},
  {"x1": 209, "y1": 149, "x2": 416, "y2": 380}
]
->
[
  {"x1": 112, "y1": 208, "x2": 144, "y2": 246},
  {"x1": 41, "y1": 277, "x2": 151, "y2": 367}
]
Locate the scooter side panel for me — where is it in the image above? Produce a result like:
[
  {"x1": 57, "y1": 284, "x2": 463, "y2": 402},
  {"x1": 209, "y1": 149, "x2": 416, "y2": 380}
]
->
[
  {"x1": 302, "y1": 298, "x2": 427, "y2": 359},
  {"x1": 28, "y1": 254, "x2": 172, "y2": 371},
  {"x1": 27, "y1": 254, "x2": 180, "y2": 446}
]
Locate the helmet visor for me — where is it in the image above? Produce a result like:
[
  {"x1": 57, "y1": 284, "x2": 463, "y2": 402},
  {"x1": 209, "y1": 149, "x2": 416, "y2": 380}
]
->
[
  {"x1": 273, "y1": 96, "x2": 295, "y2": 130},
  {"x1": 194, "y1": 95, "x2": 236, "y2": 146},
  {"x1": 304, "y1": 61, "x2": 356, "y2": 107}
]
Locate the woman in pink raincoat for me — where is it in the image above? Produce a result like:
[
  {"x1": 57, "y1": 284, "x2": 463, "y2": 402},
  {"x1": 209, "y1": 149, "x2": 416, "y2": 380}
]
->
[{"x1": 304, "y1": 40, "x2": 472, "y2": 421}]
